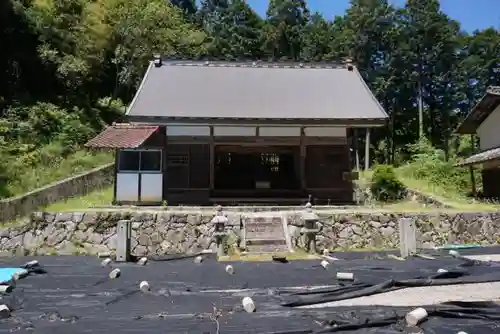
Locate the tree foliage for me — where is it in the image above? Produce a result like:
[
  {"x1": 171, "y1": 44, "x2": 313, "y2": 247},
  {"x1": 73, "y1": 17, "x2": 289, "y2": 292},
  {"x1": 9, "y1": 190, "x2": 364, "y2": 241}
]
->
[{"x1": 1, "y1": 0, "x2": 499, "y2": 198}]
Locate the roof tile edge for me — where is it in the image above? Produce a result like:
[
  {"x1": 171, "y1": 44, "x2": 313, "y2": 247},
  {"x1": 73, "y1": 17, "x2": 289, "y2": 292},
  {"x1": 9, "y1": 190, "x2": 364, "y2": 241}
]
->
[{"x1": 155, "y1": 58, "x2": 353, "y2": 70}]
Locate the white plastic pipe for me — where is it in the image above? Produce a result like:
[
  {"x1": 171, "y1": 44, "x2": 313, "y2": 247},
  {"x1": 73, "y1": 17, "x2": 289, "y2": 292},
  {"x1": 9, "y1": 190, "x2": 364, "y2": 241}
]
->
[
  {"x1": 13, "y1": 269, "x2": 28, "y2": 281},
  {"x1": 242, "y1": 296, "x2": 256, "y2": 313},
  {"x1": 109, "y1": 268, "x2": 121, "y2": 279},
  {"x1": 194, "y1": 256, "x2": 203, "y2": 264},
  {"x1": 0, "y1": 305, "x2": 10, "y2": 318},
  {"x1": 405, "y1": 307, "x2": 428, "y2": 326},
  {"x1": 24, "y1": 260, "x2": 38, "y2": 268},
  {"x1": 320, "y1": 260, "x2": 329, "y2": 269},
  {"x1": 225, "y1": 265, "x2": 234, "y2": 275},
  {"x1": 101, "y1": 258, "x2": 112, "y2": 267},
  {"x1": 97, "y1": 252, "x2": 111, "y2": 258},
  {"x1": 0, "y1": 285, "x2": 13, "y2": 294},
  {"x1": 139, "y1": 281, "x2": 150, "y2": 292},
  {"x1": 137, "y1": 257, "x2": 148, "y2": 266},
  {"x1": 336, "y1": 272, "x2": 354, "y2": 280}
]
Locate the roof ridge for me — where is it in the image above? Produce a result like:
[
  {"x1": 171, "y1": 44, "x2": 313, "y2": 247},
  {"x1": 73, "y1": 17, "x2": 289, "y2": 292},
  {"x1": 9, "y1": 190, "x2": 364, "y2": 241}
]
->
[
  {"x1": 155, "y1": 59, "x2": 352, "y2": 70},
  {"x1": 111, "y1": 123, "x2": 158, "y2": 128}
]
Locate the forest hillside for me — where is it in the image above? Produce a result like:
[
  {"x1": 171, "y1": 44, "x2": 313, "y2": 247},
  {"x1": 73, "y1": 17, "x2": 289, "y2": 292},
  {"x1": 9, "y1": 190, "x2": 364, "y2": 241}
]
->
[{"x1": 1, "y1": 0, "x2": 499, "y2": 201}]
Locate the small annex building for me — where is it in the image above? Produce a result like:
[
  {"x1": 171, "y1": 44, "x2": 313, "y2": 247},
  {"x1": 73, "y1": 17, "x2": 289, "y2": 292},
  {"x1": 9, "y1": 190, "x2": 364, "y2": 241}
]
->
[
  {"x1": 456, "y1": 86, "x2": 500, "y2": 198},
  {"x1": 86, "y1": 58, "x2": 388, "y2": 205}
]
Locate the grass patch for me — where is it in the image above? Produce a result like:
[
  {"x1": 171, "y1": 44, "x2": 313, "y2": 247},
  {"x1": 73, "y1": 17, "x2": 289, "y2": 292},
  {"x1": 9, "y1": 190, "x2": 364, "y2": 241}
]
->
[
  {"x1": 357, "y1": 163, "x2": 500, "y2": 211},
  {"x1": 43, "y1": 186, "x2": 114, "y2": 212},
  {"x1": 397, "y1": 169, "x2": 500, "y2": 211},
  {"x1": 6, "y1": 149, "x2": 113, "y2": 196},
  {"x1": 218, "y1": 250, "x2": 320, "y2": 262}
]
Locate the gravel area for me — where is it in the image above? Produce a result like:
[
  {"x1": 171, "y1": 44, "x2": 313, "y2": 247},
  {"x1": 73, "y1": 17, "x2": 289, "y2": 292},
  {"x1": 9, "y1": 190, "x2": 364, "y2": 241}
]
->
[
  {"x1": 300, "y1": 281, "x2": 500, "y2": 308},
  {"x1": 301, "y1": 254, "x2": 500, "y2": 308}
]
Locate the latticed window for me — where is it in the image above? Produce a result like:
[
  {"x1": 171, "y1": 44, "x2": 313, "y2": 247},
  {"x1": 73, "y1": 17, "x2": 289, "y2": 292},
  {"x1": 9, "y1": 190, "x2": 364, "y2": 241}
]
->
[
  {"x1": 118, "y1": 150, "x2": 162, "y2": 172},
  {"x1": 167, "y1": 153, "x2": 189, "y2": 166}
]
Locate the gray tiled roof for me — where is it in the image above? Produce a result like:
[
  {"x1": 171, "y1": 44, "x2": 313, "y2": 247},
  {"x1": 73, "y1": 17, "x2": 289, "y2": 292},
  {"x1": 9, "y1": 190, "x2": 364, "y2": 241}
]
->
[
  {"x1": 126, "y1": 61, "x2": 388, "y2": 122},
  {"x1": 455, "y1": 146, "x2": 500, "y2": 167}
]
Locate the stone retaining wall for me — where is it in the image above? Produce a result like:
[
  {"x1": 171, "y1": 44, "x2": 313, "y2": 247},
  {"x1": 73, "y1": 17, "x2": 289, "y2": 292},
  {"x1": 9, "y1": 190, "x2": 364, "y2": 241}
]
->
[
  {"x1": 0, "y1": 164, "x2": 114, "y2": 223},
  {"x1": 288, "y1": 212, "x2": 500, "y2": 250},
  {"x1": 0, "y1": 211, "x2": 499, "y2": 256}
]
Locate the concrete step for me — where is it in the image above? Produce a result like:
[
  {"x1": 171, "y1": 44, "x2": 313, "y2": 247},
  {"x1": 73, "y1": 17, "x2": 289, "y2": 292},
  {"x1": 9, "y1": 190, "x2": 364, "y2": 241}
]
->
[
  {"x1": 246, "y1": 238, "x2": 286, "y2": 246},
  {"x1": 245, "y1": 221, "x2": 285, "y2": 237},
  {"x1": 246, "y1": 217, "x2": 283, "y2": 224},
  {"x1": 246, "y1": 232, "x2": 285, "y2": 239},
  {"x1": 245, "y1": 244, "x2": 289, "y2": 254}
]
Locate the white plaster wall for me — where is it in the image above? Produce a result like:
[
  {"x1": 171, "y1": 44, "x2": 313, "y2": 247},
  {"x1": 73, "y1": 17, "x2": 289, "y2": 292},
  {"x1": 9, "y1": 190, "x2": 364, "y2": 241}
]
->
[
  {"x1": 477, "y1": 105, "x2": 500, "y2": 150},
  {"x1": 213, "y1": 126, "x2": 256, "y2": 136},
  {"x1": 140, "y1": 174, "x2": 163, "y2": 202},
  {"x1": 304, "y1": 127, "x2": 346, "y2": 137},
  {"x1": 259, "y1": 126, "x2": 301, "y2": 136},
  {"x1": 116, "y1": 173, "x2": 139, "y2": 201},
  {"x1": 166, "y1": 125, "x2": 210, "y2": 136}
]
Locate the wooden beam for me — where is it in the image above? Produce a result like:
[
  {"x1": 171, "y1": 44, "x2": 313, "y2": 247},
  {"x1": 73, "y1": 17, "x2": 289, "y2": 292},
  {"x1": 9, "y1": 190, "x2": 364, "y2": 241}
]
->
[{"x1": 365, "y1": 128, "x2": 371, "y2": 171}]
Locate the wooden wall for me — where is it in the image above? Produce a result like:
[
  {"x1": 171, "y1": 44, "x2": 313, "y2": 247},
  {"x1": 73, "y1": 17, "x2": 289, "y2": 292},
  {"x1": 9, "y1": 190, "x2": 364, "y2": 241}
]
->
[
  {"x1": 482, "y1": 168, "x2": 500, "y2": 198},
  {"x1": 159, "y1": 124, "x2": 356, "y2": 205},
  {"x1": 164, "y1": 143, "x2": 211, "y2": 204},
  {"x1": 305, "y1": 145, "x2": 353, "y2": 204}
]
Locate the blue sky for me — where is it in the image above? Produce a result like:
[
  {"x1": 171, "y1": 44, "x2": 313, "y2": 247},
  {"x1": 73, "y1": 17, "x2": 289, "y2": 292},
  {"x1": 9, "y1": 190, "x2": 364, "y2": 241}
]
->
[{"x1": 245, "y1": 0, "x2": 500, "y2": 32}]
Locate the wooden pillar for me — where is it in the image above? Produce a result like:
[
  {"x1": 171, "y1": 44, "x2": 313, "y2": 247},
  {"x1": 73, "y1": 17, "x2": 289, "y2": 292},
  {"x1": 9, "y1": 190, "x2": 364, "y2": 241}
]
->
[
  {"x1": 365, "y1": 128, "x2": 371, "y2": 171},
  {"x1": 300, "y1": 127, "x2": 306, "y2": 190},
  {"x1": 469, "y1": 134, "x2": 476, "y2": 196},
  {"x1": 209, "y1": 126, "x2": 215, "y2": 190},
  {"x1": 112, "y1": 150, "x2": 119, "y2": 204},
  {"x1": 353, "y1": 128, "x2": 360, "y2": 172}
]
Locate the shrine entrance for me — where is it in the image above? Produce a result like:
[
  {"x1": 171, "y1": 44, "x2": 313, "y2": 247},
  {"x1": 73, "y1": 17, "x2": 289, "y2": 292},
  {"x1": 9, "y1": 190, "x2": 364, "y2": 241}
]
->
[{"x1": 213, "y1": 146, "x2": 301, "y2": 198}]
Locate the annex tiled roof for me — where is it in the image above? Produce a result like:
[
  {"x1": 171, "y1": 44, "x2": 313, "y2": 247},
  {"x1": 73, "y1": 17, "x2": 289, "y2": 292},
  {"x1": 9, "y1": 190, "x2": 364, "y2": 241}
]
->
[
  {"x1": 125, "y1": 60, "x2": 388, "y2": 123},
  {"x1": 85, "y1": 124, "x2": 159, "y2": 149},
  {"x1": 455, "y1": 146, "x2": 500, "y2": 167},
  {"x1": 456, "y1": 86, "x2": 500, "y2": 134}
]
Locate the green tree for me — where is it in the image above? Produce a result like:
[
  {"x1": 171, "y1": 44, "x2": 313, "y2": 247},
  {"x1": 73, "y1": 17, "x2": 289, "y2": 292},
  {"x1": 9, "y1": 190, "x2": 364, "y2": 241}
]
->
[
  {"x1": 105, "y1": 0, "x2": 206, "y2": 99},
  {"x1": 263, "y1": 0, "x2": 310, "y2": 60},
  {"x1": 198, "y1": 0, "x2": 263, "y2": 59}
]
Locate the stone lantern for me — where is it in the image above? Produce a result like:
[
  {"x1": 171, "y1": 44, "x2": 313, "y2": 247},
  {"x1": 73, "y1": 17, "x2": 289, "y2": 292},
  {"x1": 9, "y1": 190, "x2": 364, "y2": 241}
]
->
[
  {"x1": 301, "y1": 202, "x2": 320, "y2": 254},
  {"x1": 211, "y1": 205, "x2": 228, "y2": 257}
]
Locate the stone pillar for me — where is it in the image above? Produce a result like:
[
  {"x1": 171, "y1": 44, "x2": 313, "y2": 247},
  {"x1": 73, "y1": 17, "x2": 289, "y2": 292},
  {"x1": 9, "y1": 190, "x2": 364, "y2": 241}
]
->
[
  {"x1": 211, "y1": 205, "x2": 228, "y2": 257},
  {"x1": 116, "y1": 220, "x2": 131, "y2": 262}
]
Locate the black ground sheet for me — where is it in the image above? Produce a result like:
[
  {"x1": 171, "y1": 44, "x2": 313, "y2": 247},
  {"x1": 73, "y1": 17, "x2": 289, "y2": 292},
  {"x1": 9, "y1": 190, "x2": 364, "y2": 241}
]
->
[{"x1": 1, "y1": 247, "x2": 500, "y2": 333}]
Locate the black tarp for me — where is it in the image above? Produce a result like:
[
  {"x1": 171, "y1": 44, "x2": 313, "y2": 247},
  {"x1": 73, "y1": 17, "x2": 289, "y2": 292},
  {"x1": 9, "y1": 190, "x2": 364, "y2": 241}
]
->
[{"x1": 0, "y1": 248, "x2": 499, "y2": 333}]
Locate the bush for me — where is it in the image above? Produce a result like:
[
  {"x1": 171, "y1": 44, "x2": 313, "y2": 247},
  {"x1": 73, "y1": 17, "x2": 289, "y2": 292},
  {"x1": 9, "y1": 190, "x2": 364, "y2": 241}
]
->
[
  {"x1": 401, "y1": 138, "x2": 477, "y2": 195},
  {"x1": 370, "y1": 164, "x2": 406, "y2": 202}
]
